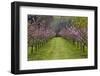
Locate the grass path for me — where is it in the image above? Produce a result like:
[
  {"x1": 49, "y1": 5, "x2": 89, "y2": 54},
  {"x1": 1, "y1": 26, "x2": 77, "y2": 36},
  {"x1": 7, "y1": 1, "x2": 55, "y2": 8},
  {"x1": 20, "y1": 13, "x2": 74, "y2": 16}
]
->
[{"x1": 28, "y1": 37, "x2": 87, "y2": 60}]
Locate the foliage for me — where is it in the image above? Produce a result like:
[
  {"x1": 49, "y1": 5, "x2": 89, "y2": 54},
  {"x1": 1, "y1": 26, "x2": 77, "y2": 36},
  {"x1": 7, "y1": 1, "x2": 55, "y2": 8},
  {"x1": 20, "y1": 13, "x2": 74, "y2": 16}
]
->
[{"x1": 71, "y1": 17, "x2": 88, "y2": 28}]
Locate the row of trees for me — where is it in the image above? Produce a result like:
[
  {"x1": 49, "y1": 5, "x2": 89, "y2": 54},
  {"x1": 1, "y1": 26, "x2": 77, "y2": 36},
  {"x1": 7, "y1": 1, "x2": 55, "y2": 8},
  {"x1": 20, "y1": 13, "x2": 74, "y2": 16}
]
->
[
  {"x1": 28, "y1": 15, "x2": 56, "y2": 54},
  {"x1": 58, "y1": 17, "x2": 88, "y2": 52}
]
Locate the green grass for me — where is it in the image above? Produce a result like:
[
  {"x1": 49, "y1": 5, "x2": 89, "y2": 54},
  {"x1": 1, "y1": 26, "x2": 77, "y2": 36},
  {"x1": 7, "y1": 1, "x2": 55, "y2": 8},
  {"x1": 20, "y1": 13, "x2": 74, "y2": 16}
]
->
[{"x1": 28, "y1": 37, "x2": 87, "y2": 61}]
